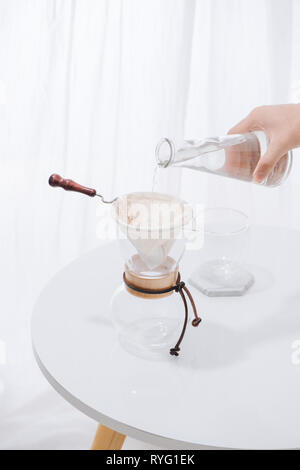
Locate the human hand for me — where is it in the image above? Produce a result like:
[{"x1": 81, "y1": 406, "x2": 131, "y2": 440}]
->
[{"x1": 228, "y1": 104, "x2": 300, "y2": 183}]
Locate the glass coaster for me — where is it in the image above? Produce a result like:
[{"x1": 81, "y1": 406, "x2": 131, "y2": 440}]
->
[{"x1": 189, "y1": 259, "x2": 255, "y2": 297}]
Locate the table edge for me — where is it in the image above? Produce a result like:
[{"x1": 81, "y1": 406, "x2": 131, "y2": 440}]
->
[{"x1": 32, "y1": 340, "x2": 219, "y2": 450}]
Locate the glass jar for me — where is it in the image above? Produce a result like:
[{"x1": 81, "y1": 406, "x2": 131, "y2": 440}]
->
[{"x1": 110, "y1": 192, "x2": 193, "y2": 359}]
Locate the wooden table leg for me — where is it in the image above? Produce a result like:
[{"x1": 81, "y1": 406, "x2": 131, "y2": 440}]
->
[{"x1": 91, "y1": 424, "x2": 126, "y2": 450}]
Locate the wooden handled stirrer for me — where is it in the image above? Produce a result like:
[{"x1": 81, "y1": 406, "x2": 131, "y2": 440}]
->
[{"x1": 48, "y1": 174, "x2": 117, "y2": 204}]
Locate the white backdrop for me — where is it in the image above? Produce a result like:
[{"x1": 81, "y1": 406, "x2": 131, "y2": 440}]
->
[{"x1": 1, "y1": 0, "x2": 300, "y2": 449}]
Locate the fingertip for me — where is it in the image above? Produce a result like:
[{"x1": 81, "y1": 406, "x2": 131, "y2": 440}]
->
[
  {"x1": 253, "y1": 159, "x2": 275, "y2": 183},
  {"x1": 227, "y1": 116, "x2": 253, "y2": 135},
  {"x1": 228, "y1": 124, "x2": 243, "y2": 135},
  {"x1": 227, "y1": 127, "x2": 238, "y2": 135},
  {"x1": 254, "y1": 143, "x2": 284, "y2": 184},
  {"x1": 253, "y1": 171, "x2": 266, "y2": 184},
  {"x1": 253, "y1": 162, "x2": 271, "y2": 183},
  {"x1": 253, "y1": 160, "x2": 270, "y2": 183}
]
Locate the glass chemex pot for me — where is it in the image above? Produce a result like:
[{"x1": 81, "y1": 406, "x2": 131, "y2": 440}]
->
[
  {"x1": 47, "y1": 176, "x2": 202, "y2": 360},
  {"x1": 156, "y1": 131, "x2": 293, "y2": 187},
  {"x1": 110, "y1": 192, "x2": 201, "y2": 360}
]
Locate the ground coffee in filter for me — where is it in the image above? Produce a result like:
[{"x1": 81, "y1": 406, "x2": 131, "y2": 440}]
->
[{"x1": 113, "y1": 192, "x2": 192, "y2": 270}]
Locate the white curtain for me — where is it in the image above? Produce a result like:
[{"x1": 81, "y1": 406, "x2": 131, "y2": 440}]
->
[
  {"x1": 1, "y1": 0, "x2": 299, "y2": 449},
  {"x1": 182, "y1": 0, "x2": 300, "y2": 229}
]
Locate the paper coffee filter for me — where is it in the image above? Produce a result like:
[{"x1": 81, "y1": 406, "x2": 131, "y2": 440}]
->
[{"x1": 113, "y1": 192, "x2": 192, "y2": 270}]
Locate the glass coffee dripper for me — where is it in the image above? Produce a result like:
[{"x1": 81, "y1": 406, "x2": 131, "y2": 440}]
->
[{"x1": 110, "y1": 192, "x2": 201, "y2": 359}]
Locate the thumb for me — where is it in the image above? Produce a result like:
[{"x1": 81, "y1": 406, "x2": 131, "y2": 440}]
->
[
  {"x1": 228, "y1": 114, "x2": 256, "y2": 135},
  {"x1": 253, "y1": 139, "x2": 285, "y2": 184}
]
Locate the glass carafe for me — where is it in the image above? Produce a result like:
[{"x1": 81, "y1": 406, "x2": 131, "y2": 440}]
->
[
  {"x1": 110, "y1": 192, "x2": 198, "y2": 360},
  {"x1": 156, "y1": 131, "x2": 293, "y2": 187}
]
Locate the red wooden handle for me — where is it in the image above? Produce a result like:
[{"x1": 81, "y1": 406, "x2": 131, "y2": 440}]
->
[{"x1": 48, "y1": 174, "x2": 96, "y2": 197}]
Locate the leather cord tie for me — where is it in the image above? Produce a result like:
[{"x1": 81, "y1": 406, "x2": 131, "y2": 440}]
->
[{"x1": 123, "y1": 272, "x2": 202, "y2": 357}]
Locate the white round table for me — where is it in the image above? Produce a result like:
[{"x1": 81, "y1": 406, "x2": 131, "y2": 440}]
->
[{"x1": 31, "y1": 226, "x2": 300, "y2": 450}]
